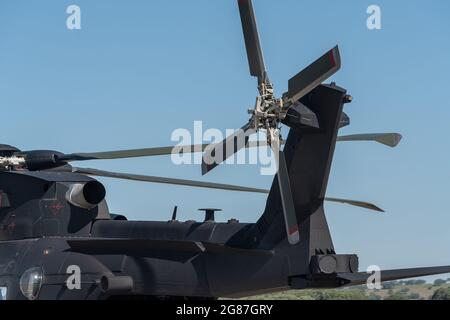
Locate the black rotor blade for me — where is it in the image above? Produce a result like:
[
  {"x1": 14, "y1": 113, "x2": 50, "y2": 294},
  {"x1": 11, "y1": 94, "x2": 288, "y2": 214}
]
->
[
  {"x1": 58, "y1": 146, "x2": 189, "y2": 162},
  {"x1": 72, "y1": 167, "x2": 268, "y2": 194},
  {"x1": 238, "y1": 0, "x2": 267, "y2": 83},
  {"x1": 55, "y1": 131, "x2": 400, "y2": 164},
  {"x1": 270, "y1": 130, "x2": 300, "y2": 245},
  {"x1": 71, "y1": 168, "x2": 383, "y2": 212},
  {"x1": 201, "y1": 123, "x2": 255, "y2": 176},
  {"x1": 285, "y1": 46, "x2": 341, "y2": 104}
]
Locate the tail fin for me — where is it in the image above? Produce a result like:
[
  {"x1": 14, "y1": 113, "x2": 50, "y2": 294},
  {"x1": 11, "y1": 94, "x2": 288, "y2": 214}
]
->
[{"x1": 249, "y1": 83, "x2": 347, "y2": 275}]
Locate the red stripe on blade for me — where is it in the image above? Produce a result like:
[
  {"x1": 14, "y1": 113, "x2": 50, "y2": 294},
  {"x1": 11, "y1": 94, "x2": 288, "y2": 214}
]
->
[
  {"x1": 288, "y1": 225, "x2": 299, "y2": 236},
  {"x1": 329, "y1": 49, "x2": 336, "y2": 67}
]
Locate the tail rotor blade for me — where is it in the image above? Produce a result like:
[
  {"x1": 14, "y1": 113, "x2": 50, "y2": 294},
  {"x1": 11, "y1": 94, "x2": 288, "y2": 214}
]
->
[
  {"x1": 201, "y1": 123, "x2": 255, "y2": 176},
  {"x1": 285, "y1": 46, "x2": 341, "y2": 104},
  {"x1": 270, "y1": 130, "x2": 300, "y2": 245},
  {"x1": 238, "y1": 0, "x2": 267, "y2": 83}
]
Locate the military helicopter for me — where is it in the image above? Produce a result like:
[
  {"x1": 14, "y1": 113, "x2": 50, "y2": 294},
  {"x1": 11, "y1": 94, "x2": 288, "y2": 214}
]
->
[{"x1": 1, "y1": 0, "x2": 449, "y2": 300}]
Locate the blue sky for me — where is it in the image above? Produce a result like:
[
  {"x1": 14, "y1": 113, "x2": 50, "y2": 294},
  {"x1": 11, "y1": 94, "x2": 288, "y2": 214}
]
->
[{"x1": 1, "y1": 0, "x2": 450, "y2": 275}]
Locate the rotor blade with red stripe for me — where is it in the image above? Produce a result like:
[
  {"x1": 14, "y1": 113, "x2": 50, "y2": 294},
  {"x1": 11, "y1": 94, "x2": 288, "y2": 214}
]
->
[
  {"x1": 285, "y1": 46, "x2": 341, "y2": 104},
  {"x1": 270, "y1": 129, "x2": 300, "y2": 245}
]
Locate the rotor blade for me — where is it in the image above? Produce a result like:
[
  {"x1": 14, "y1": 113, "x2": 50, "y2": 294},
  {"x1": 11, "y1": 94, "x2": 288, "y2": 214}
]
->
[
  {"x1": 325, "y1": 198, "x2": 384, "y2": 213},
  {"x1": 270, "y1": 129, "x2": 300, "y2": 245},
  {"x1": 59, "y1": 131, "x2": 397, "y2": 163},
  {"x1": 72, "y1": 167, "x2": 383, "y2": 212},
  {"x1": 337, "y1": 133, "x2": 403, "y2": 148},
  {"x1": 58, "y1": 146, "x2": 190, "y2": 162},
  {"x1": 72, "y1": 167, "x2": 268, "y2": 194},
  {"x1": 201, "y1": 123, "x2": 255, "y2": 176},
  {"x1": 238, "y1": 0, "x2": 267, "y2": 83},
  {"x1": 285, "y1": 46, "x2": 341, "y2": 104}
]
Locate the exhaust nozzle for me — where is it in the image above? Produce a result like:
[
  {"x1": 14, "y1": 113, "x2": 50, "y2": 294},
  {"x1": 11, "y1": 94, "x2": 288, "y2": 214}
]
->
[
  {"x1": 100, "y1": 275, "x2": 134, "y2": 294},
  {"x1": 66, "y1": 181, "x2": 106, "y2": 210}
]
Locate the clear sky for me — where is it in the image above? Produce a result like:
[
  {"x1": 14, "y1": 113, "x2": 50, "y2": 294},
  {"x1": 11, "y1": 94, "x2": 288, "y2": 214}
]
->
[{"x1": 1, "y1": 0, "x2": 450, "y2": 276}]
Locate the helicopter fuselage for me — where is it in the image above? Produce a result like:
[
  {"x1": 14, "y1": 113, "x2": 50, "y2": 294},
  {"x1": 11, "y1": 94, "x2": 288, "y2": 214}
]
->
[{"x1": 0, "y1": 170, "x2": 295, "y2": 300}]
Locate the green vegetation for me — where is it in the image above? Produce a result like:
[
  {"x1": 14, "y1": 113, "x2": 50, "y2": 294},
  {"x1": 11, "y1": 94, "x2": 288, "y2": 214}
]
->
[
  {"x1": 434, "y1": 279, "x2": 448, "y2": 286},
  {"x1": 241, "y1": 289, "x2": 367, "y2": 301},
  {"x1": 241, "y1": 279, "x2": 450, "y2": 300},
  {"x1": 431, "y1": 287, "x2": 450, "y2": 300}
]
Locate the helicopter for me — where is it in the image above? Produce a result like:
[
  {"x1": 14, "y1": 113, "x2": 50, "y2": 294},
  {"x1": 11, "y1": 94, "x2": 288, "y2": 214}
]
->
[{"x1": 1, "y1": 0, "x2": 449, "y2": 300}]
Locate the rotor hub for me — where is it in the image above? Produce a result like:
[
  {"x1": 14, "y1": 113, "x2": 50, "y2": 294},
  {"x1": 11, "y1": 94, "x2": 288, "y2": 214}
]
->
[{"x1": 247, "y1": 81, "x2": 288, "y2": 144}]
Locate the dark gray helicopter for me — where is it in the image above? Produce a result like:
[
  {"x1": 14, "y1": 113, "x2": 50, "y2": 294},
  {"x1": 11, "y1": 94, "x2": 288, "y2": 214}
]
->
[{"x1": 1, "y1": 0, "x2": 449, "y2": 300}]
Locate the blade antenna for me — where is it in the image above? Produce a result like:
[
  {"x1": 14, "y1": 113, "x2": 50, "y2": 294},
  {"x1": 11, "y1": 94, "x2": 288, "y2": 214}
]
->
[{"x1": 171, "y1": 206, "x2": 178, "y2": 221}]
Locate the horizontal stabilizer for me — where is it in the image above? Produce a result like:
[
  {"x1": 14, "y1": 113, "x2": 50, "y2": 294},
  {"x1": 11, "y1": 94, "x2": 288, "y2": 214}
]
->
[{"x1": 338, "y1": 266, "x2": 450, "y2": 286}]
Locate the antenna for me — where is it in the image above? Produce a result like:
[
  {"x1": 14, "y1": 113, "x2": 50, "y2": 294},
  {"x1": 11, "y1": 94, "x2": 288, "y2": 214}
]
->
[{"x1": 171, "y1": 206, "x2": 178, "y2": 221}]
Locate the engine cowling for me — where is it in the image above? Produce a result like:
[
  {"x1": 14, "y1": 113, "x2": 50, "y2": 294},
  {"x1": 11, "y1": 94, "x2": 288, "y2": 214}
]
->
[{"x1": 20, "y1": 150, "x2": 65, "y2": 171}]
